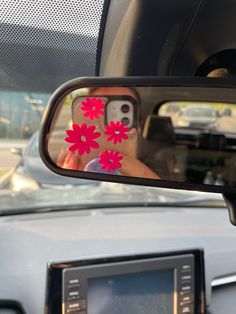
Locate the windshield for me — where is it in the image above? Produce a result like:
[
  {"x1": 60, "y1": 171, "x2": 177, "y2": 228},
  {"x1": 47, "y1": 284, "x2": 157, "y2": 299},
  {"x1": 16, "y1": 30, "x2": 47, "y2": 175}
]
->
[{"x1": 0, "y1": 0, "x2": 224, "y2": 213}]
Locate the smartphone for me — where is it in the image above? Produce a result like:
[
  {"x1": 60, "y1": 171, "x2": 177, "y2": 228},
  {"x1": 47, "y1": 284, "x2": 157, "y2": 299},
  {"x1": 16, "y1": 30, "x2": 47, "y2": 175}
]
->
[
  {"x1": 71, "y1": 95, "x2": 139, "y2": 166},
  {"x1": 105, "y1": 97, "x2": 138, "y2": 129},
  {"x1": 104, "y1": 96, "x2": 139, "y2": 159}
]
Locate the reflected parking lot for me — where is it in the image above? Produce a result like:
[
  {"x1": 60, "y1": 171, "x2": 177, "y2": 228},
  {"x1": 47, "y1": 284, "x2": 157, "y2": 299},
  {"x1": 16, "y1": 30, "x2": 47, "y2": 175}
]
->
[{"x1": 160, "y1": 102, "x2": 236, "y2": 133}]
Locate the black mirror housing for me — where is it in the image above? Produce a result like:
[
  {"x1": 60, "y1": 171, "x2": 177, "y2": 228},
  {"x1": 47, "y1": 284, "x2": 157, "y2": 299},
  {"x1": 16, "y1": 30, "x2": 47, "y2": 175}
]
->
[{"x1": 39, "y1": 76, "x2": 236, "y2": 225}]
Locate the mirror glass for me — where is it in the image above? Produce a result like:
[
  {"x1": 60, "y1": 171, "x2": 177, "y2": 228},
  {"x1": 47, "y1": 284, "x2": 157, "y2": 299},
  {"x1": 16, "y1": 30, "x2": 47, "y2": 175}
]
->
[{"x1": 45, "y1": 86, "x2": 236, "y2": 187}]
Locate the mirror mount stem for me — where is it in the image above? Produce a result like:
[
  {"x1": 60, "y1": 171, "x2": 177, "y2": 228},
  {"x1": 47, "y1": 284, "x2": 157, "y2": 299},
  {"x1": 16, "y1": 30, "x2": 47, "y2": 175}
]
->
[{"x1": 223, "y1": 194, "x2": 236, "y2": 226}]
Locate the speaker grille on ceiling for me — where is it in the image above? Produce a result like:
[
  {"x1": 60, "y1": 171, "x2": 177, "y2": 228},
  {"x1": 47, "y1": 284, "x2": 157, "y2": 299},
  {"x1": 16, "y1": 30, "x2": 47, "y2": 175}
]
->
[{"x1": 0, "y1": 0, "x2": 104, "y2": 92}]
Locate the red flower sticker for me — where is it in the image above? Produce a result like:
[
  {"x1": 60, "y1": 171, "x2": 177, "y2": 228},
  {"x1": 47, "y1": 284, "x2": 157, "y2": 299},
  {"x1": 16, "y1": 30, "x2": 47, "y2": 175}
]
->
[
  {"x1": 98, "y1": 150, "x2": 123, "y2": 173},
  {"x1": 105, "y1": 121, "x2": 129, "y2": 144},
  {"x1": 81, "y1": 97, "x2": 105, "y2": 120},
  {"x1": 65, "y1": 123, "x2": 101, "y2": 156}
]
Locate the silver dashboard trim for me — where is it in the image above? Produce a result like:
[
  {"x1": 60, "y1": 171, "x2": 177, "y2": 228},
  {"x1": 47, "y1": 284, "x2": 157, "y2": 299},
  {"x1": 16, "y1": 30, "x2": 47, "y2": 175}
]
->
[{"x1": 211, "y1": 275, "x2": 236, "y2": 287}]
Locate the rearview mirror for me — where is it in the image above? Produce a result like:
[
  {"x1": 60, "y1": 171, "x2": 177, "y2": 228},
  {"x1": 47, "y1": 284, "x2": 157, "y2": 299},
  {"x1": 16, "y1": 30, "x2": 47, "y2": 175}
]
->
[{"x1": 39, "y1": 77, "x2": 236, "y2": 223}]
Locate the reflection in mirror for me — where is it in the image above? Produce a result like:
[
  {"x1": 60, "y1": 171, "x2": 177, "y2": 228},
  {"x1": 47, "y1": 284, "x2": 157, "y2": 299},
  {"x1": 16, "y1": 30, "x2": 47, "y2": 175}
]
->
[{"x1": 46, "y1": 86, "x2": 236, "y2": 187}]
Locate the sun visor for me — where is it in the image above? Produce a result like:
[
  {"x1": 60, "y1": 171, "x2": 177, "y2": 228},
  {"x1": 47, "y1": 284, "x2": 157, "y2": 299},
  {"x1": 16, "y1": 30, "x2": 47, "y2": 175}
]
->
[{"x1": 98, "y1": 0, "x2": 201, "y2": 76}]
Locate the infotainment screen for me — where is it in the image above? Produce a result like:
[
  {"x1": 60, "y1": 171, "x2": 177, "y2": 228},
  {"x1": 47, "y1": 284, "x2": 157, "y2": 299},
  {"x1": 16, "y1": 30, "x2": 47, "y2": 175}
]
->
[
  {"x1": 88, "y1": 269, "x2": 174, "y2": 314},
  {"x1": 46, "y1": 251, "x2": 206, "y2": 314},
  {"x1": 61, "y1": 254, "x2": 196, "y2": 314}
]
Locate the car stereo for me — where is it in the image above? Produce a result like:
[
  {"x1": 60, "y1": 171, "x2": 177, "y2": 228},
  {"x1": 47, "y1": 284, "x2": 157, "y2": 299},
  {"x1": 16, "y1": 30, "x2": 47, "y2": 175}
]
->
[{"x1": 46, "y1": 250, "x2": 205, "y2": 314}]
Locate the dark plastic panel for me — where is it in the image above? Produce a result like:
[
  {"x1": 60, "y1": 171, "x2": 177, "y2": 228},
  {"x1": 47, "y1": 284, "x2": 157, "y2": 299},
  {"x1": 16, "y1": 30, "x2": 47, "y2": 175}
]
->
[
  {"x1": 99, "y1": 0, "x2": 202, "y2": 76},
  {"x1": 173, "y1": 0, "x2": 236, "y2": 75}
]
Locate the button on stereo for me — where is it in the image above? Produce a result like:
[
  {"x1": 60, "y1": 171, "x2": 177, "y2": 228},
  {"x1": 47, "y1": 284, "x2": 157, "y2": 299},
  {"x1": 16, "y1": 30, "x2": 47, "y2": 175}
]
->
[
  {"x1": 182, "y1": 295, "x2": 190, "y2": 302},
  {"x1": 66, "y1": 299, "x2": 86, "y2": 313},
  {"x1": 180, "y1": 294, "x2": 191, "y2": 305},
  {"x1": 69, "y1": 278, "x2": 80, "y2": 285},
  {"x1": 181, "y1": 265, "x2": 192, "y2": 274},
  {"x1": 181, "y1": 275, "x2": 192, "y2": 281},
  {"x1": 181, "y1": 305, "x2": 191, "y2": 313},
  {"x1": 66, "y1": 287, "x2": 80, "y2": 301},
  {"x1": 182, "y1": 265, "x2": 191, "y2": 271},
  {"x1": 69, "y1": 291, "x2": 79, "y2": 297},
  {"x1": 181, "y1": 285, "x2": 191, "y2": 292}
]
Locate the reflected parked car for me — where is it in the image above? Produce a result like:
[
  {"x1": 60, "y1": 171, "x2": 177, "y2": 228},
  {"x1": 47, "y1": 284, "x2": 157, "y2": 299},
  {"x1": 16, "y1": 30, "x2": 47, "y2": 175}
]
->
[
  {"x1": 222, "y1": 108, "x2": 232, "y2": 116},
  {"x1": 176, "y1": 105, "x2": 219, "y2": 130},
  {"x1": 9, "y1": 132, "x2": 96, "y2": 191}
]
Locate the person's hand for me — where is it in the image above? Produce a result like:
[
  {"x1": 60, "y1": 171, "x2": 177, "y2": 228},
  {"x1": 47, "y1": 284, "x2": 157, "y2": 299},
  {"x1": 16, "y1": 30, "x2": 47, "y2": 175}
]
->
[
  {"x1": 56, "y1": 149, "x2": 85, "y2": 170},
  {"x1": 120, "y1": 155, "x2": 160, "y2": 179},
  {"x1": 56, "y1": 150, "x2": 160, "y2": 180}
]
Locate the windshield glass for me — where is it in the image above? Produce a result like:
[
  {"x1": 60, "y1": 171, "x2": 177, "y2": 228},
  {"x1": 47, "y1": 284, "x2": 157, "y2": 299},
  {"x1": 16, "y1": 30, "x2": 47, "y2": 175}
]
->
[
  {"x1": 0, "y1": 91, "x2": 50, "y2": 139},
  {"x1": 0, "y1": 0, "x2": 224, "y2": 213}
]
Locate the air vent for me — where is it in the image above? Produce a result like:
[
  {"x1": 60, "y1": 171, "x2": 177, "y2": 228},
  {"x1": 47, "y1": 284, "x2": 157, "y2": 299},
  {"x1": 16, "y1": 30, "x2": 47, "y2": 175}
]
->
[{"x1": 211, "y1": 275, "x2": 236, "y2": 314}]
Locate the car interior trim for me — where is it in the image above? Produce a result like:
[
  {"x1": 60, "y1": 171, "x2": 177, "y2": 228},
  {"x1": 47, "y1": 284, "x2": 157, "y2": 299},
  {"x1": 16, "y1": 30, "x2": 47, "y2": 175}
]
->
[{"x1": 211, "y1": 275, "x2": 236, "y2": 287}]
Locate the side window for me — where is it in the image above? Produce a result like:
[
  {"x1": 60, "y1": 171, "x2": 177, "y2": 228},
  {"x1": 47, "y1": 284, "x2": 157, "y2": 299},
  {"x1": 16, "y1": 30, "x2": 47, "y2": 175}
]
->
[
  {"x1": 0, "y1": 91, "x2": 50, "y2": 139},
  {"x1": 0, "y1": 0, "x2": 104, "y2": 190}
]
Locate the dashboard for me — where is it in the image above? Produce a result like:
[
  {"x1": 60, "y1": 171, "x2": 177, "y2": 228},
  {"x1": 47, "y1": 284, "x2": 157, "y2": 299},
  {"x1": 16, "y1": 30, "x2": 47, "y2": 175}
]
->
[{"x1": 0, "y1": 205, "x2": 235, "y2": 314}]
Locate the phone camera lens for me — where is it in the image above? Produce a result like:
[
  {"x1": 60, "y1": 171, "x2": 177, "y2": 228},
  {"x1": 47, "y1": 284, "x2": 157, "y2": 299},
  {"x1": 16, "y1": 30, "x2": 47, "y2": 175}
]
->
[
  {"x1": 121, "y1": 104, "x2": 130, "y2": 113},
  {"x1": 121, "y1": 117, "x2": 130, "y2": 125}
]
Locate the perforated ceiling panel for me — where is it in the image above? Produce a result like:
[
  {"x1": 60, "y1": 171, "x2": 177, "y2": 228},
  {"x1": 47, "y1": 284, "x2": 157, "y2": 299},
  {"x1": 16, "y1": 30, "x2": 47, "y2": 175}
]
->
[{"x1": 0, "y1": 0, "x2": 104, "y2": 92}]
